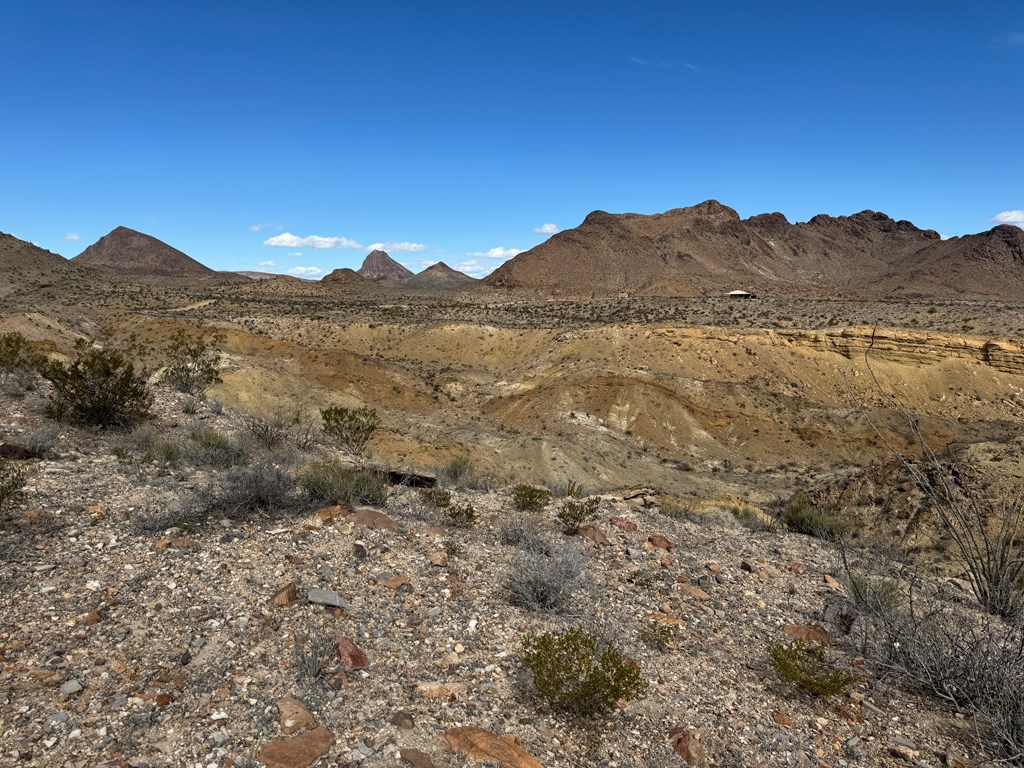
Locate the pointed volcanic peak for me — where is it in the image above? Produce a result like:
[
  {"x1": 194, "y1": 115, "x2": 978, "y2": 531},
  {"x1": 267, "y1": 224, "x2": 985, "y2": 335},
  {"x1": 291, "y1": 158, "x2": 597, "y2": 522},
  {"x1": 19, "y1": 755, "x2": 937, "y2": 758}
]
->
[
  {"x1": 321, "y1": 267, "x2": 368, "y2": 286},
  {"x1": 356, "y1": 250, "x2": 414, "y2": 282},
  {"x1": 72, "y1": 226, "x2": 215, "y2": 277},
  {"x1": 404, "y1": 261, "x2": 480, "y2": 290}
]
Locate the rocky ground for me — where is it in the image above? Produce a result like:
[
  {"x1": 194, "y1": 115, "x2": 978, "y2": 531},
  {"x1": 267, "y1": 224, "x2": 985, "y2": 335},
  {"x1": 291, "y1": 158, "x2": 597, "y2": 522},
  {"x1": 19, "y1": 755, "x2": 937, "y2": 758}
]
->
[{"x1": 0, "y1": 384, "x2": 987, "y2": 768}]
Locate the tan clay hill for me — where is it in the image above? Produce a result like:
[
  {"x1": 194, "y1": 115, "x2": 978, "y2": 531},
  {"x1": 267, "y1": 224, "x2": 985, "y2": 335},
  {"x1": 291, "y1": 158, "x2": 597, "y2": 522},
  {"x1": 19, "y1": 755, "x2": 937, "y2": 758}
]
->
[
  {"x1": 484, "y1": 200, "x2": 1024, "y2": 300},
  {"x1": 321, "y1": 267, "x2": 367, "y2": 285},
  {"x1": 73, "y1": 226, "x2": 215, "y2": 277},
  {"x1": 357, "y1": 249, "x2": 414, "y2": 282},
  {"x1": 404, "y1": 261, "x2": 478, "y2": 290}
]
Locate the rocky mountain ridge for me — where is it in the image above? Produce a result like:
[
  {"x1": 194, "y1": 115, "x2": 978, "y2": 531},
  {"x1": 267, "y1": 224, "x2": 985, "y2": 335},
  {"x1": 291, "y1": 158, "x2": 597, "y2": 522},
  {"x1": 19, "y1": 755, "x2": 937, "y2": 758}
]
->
[{"x1": 73, "y1": 227, "x2": 215, "y2": 277}]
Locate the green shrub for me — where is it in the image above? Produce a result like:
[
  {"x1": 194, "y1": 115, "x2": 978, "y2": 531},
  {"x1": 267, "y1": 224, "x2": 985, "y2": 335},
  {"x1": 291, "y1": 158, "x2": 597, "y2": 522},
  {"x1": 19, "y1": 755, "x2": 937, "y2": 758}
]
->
[
  {"x1": 557, "y1": 496, "x2": 600, "y2": 534},
  {"x1": 780, "y1": 495, "x2": 853, "y2": 540},
  {"x1": 41, "y1": 340, "x2": 152, "y2": 429},
  {"x1": 239, "y1": 410, "x2": 296, "y2": 449},
  {"x1": 564, "y1": 479, "x2": 585, "y2": 498},
  {"x1": 0, "y1": 331, "x2": 42, "y2": 379},
  {"x1": 445, "y1": 502, "x2": 477, "y2": 527},
  {"x1": 846, "y1": 573, "x2": 903, "y2": 617},
  {"x1": 770, "y1": 641, "x2": 857, "y2": 696},
  {"x1": 419, "y1": 488, "x2": 451, "y2": 509},
  {"x1": 0, "y1": 460, "x2": 26, "y2": 513},
  {"x1": 522, "y1": 626, "x2": 648, "y2": 717},
  {"x1": 187, "y1": 428, "x2": 250, "y2": 469},
  {"x1": 513, "y1": 484, "x2": 551, "y2": 513},
  {"x1": 638, "y1": 621, "x2": 678, "y2": 652},
  {"x1": 320, "y1": 405, "x2": 380, "y2": 455},
  {"x1": 301, "y1": 458, "x2": 388, "y2": 506},
  {"x1": 160, "y1": 329, "x2": 224, "y2": 396}
]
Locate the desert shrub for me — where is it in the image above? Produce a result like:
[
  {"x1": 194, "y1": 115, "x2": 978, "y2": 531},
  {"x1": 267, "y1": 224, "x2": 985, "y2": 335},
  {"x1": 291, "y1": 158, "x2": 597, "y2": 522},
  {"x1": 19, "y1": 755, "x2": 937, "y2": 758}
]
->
[
  {"x1": 445, "y1": 501, "x2": 477, "y2": 527},
  {"x1": 208, "y1": 462, "x2": 298, "y2": 519},
  {"x1": 419, "y1": 488, "x2": 451, "y2": 509},
  {"x1": 513, "y1": 484, "x2": 551, "y2": 513},
  {"x1": 320, "y1": 405, "x2": 380, "y2": 455},
  {"x1": 556, "y1": 496, "x2": 600, "y2": 534},
  {"x1": 499, "y1": 515, "x2": 552, "y2": 555},
  {"x1": 20, "y1": 422, "x2": 60, "y2": 458},
  {"x1": 846, "y1": 573, "x2": 903, "y2": 618},
  {"x1": 770, "y1": 642, "x2": 857, "y2": 696},
  {"x1": 780, "y1": 495, "x2": 853, "y2": 540},
  {"x1": 239, "y1": 410, "x2": 295, "y2": 449},
  {"x1": 522, "y1": 626, "x2": 648, "y2": 717},
  {"x1": 159, "y1": 329, "x2": 224, "y2": 396},
  {"x1": 41, "y1": 340, "x2": 152, "y2": 429},
  {"x1": 300, "y1": 458, "x2": 388, "y2": 506},
  {"x1": 638, "y1": 621, "x2": 678, "y2": 652},
  {"x1": 186, "y1": 427, "x2": 250, "y2": 469},
  {"x1": 0, "y1": 332, "x2": 42, "y2": 380},
  {"x1": 507, "y1": 544, "x2": 585, "y2": 613},
  {"x1": 437, "y1": 455, "x2": 472, "y2": 487},
  {"x1": 113, "y1": 423, "x2": 181, "y2": 464},
  {"x1": 0, "y1": 460, "x2": 27, "y2": 513}
]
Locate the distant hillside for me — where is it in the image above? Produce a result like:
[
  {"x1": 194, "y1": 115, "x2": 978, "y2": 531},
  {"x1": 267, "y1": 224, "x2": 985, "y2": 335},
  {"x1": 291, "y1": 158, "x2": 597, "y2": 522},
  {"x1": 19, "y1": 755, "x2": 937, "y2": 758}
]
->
[
  {"x1": 322, "y1": 267, "x2": 367, "y2": 286},
  {"x1": 73, "y1": 226, "x2": 215, "y2": 277},
  {"x1": 483, "y1": 200, "x2": 1024, "y2": 300},
  {"x1": 0, "y1": 231, "x2": 87, "y2": 299},
  {"x1": 357, "y1": 250, "x2": 413, "y2": 282},
  {"x1": 404, "y1": 262, "x2": 478, "y2": 290},
  {"x1": 234, "y1": 271, "x2": 282, "y2": 281}
]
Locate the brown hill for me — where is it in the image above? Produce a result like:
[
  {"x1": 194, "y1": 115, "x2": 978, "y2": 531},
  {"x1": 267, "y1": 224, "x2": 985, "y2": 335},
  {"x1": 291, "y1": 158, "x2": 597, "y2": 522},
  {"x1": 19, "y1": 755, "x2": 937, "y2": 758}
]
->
[
  {"x1": 357, "y1": 250, "x2": 413, "y2": 282},
  {"x1": 483, "y1": 200, "x2": 1024, "y2": 300},
  {"x1": 404, "y1": 261, "x2": 479, "y2": 290},
  {"x1": 0, "y1": 231, "x2": 88, "y2": 300},
  {"x1": 321, "y1": 267, "x2": 367, "y2": 286},
  {"x1": 73, "y1": 226, "x2": 214, "y2": 277}
]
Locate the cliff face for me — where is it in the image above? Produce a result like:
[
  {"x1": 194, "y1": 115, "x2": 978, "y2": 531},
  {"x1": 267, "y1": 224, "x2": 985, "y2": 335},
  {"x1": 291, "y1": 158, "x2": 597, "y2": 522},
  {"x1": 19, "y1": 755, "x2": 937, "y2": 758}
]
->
[{"x1": 484, "y1": 201, "x2": 1024, "y2": 300}]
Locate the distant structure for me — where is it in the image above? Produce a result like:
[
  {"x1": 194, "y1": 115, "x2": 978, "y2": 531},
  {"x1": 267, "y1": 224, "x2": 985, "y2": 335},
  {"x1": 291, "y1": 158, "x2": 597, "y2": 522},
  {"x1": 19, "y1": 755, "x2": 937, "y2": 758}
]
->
[{"x1": 727, "y1": 290, "x2": 757, "y2": 299}]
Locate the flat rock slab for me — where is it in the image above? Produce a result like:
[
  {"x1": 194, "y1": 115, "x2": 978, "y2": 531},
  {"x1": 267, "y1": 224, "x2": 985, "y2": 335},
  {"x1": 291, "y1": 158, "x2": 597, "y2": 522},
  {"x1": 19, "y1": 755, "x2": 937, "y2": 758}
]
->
[
  {"x1": 276, "y1": 695, "x2": 316, "y2": 735},
  {"x1": 350, "y1": 509, "x2": 399, "y2": 531},
  {"x1": 307, "y1": 589, "x2": 350, "y2": 610},
  {"x1": 258, "y1": 725, "x2": 334, "y2": 768},
  {"x1": 442, "y1": 726, "x2": 543, "y2": 768}
]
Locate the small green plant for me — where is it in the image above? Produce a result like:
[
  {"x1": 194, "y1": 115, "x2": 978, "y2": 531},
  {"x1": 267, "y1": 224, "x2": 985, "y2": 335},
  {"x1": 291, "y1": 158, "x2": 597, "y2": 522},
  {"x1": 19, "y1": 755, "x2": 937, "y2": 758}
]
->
[
  {"x1": 419, "y1": 488, "x2": 451, "y2": 508},
  {"x1": 160, "y1": 330, "x2": 224, "y2": 396},
  {"x1": 638, "y1": 621, "x2": 677, "y2": 652},
  {"x1": 557, "y1": 496, "x2": 600, "y2": 534},
  {"x1": 564, "y1": 479, "x2": 585, "y2": 498},
  {"x1": 770, "y1": 641, "x2": 857, "y2": 696},
  {"x1": 522, "y1": 626, "x2": 648, "y2": 717},
  {"x1": 187, "y1": 428, "x2": 249, "y2": 469},
  {"x1": 0, "y1": 460, "x2": 27, "y2": 513},
  {"x1": 780, "y1": 494, "x2": 853, "y2": 540},
  {"x1": 513, "y1": 484, "x2": 552, "y2": 513},
  {"x1": 445, "y1": 501, "x2": 477, "y2": 527},
  {"x1": 320, "y1": 405, "x2": 380, "y2": 456},
  {"x1": 846, "y1": 573, "x2": 903, "y2": 617},
  {"x1": 300, "y1": 458, "x2": 388, "y2": 506},
  {"x1": 41, "y1": 340, "x2": 152, "y2": 429},
  {"x1": 0, "y1": 331, "x2": 42, "y2": 380}
]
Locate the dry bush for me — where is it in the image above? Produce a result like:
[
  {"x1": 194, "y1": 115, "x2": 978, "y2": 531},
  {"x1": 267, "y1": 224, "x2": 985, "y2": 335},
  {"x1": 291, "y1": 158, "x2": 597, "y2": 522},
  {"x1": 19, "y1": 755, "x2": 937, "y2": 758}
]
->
[
  {"x1": 320, "y1": 405, "x2": 380, "y2": 455},
  {"x1": 507, "y1": 543, "x2": 585, "y2": 613}
]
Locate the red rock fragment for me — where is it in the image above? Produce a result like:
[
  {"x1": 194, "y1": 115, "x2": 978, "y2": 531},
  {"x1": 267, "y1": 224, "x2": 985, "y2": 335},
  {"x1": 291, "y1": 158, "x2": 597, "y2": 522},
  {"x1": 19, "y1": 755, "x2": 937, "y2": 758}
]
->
[
  {"x1": 578, "y1": 524, "x2": 610, "y2": 545},
  {"x1": 783, "y1": 623, "x2": 832, "y2": 647},
  {"x1": 258, "y1": 726, "x2": 335, "y2": 768},
  {"x1": 609, "y1": 516, "x2": 638, "y2": 532},
  {"x1": 270, "y1": 582, "x2": 299, "y2": 607},
  {"x1": 442, "y1": 726, "x2": 543, "y2": 768},
  {"x1": 647, "y1": 534, "x2": 675, "y2": 552},
  {"x1": 668, "y1": 728, "x2": 710, "y2": 767},
  {"x1": 334, "y1": 636, "x2": 369, "y2": 669}
]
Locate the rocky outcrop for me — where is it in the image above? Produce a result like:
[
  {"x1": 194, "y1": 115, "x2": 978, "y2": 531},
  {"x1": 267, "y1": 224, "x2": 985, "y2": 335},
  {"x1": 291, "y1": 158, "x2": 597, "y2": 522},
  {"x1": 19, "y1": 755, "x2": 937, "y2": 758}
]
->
[
  {"x1": 73, "y1": 226, "x2": 214, "y2": 277},
  {"x1": 357, "y1": 250, "x2": 413, "y2": 282}
]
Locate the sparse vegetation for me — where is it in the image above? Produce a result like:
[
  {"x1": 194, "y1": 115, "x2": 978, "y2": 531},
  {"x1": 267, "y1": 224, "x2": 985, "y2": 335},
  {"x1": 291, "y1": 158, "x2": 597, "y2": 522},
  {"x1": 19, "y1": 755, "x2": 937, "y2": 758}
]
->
[
  {"x1": 513, "y1": 484, "x2": 551, "y2": 513},
  {"x1": 499, "y1": 515, "x2": 552, "y2": 555},
  {"x1": 770, "y1": 641, "x2": 857, "y2": 696},
  {"x1": 0, "y1": 331, "x2": 41, "y2": 380},
  {"x1": 556, "y1": 496, "x2": 600, "y2": 534},
  {"x1": 445, "y1": 501, "x2": 477, "y2": 527},
  {"x1": 159, "y1": 329, "x2": 224, "y2": 396},
  {"x1": 207, "y1": 462, "x2": 298, "y2": 519},
  {"x1": 41, "y1": 340, "x2": 153, "y2": 429},
  {"x1": 507, "y1": 544, "x2": 585, "y2": 613},
  {"x1": 779, "y1": 494, "x2": 853, "y2": 540},
  {"x1": 522, "y1": 626, "x2": 648, "y2": 717},
  {"x1": 186, "y1": 427, "x2": 250, "y2": 468},
  {"x1": 437, "y1": 455, "x2": 473, "y2": 487},
  {"x1": 300, "y1": 458, "x2": 388, "y2": 506},
  {"x1": 320, "y1": 405, "x2": 380, "y2": 456},
  {"x1": 419, "y1": 488, "x2": 451, "y2": 509}
]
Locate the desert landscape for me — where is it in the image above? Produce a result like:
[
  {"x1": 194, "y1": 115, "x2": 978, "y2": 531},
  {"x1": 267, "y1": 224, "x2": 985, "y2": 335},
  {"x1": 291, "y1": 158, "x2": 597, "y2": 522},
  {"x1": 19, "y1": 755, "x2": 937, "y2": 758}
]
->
[{"x1": 2, "y1": 198, "x2": 1024, "y2": 767}]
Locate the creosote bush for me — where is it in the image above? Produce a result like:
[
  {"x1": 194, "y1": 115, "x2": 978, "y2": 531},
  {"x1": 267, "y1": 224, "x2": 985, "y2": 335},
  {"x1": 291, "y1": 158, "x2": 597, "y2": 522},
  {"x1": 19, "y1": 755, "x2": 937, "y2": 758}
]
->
[
  {"x1": 513, "y1": 484, "x2": 552, "y2": 513},
  {"x1": 41, "y1": 340, "x2": 153, "y2": 429},
  {"x1": 522, "y1": 626, "x2": 648, "y2": 717},
  {"x1": 159, "y1": 329, "x2": 224, "y2": 396},
  {"x1": 419, "y1": 488, "x2": 451, "y2": 509},
  {"x1": 770, "y1": 641, "x2": 857, "y2": 696},
  {"x1": 300, "y1": 458, "x2": 388, "y2": 506},
  {"x1": 0, "y1": 331, "x2": 42, "y2": 380},
  {"x1": 445, "y1": 501, "x2": 477, "y2": 527},
  {"x1": 0, "y1": 460, "x2": 27, "y2": 514},
  {"x1": 320, "y1": 405, "x2": 380, "y2": 456},
  {"x1": 557, "y1": 496, "x2": 600, "y2": 534}
]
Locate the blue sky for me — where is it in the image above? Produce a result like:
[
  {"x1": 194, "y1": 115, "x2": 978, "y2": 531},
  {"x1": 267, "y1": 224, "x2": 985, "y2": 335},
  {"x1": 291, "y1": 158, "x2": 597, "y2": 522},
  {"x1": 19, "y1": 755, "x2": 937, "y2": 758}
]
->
[{"x1": 3, "y1": 1, "x2": 1022, "y2": 278}]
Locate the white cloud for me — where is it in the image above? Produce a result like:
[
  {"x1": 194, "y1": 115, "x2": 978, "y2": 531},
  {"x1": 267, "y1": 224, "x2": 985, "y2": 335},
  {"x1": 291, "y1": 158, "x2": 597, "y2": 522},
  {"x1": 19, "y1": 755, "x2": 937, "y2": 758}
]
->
[
  {"x1": 466, "y1": 246, "x2": 523, "y2": 260},
  {"x1": 532, "y1": 223, "x2": 560, "y2": 235},
  {"x1": 410, "y1": 259, "x2": 439, "y2": 271},
  {"x1": 367, "y1": 241, "x2": 428, "y2": 253},
  {"x1": 264, "y1": 232, "x2": 363, "y2": 249},
  {"x1": 258, "y1": 260, "x2": 277, "y2": 268},
  {"x1": 287, "y1": 266, "x2": 324, "y2": 278},
  {"x1": 249, "y1": 222, "x2": 273, "y2": 232},
  {"x1": 288, "y1": 251, "x2": 303, "y2": 257},
  {"x1": 992, "y1": 210, "x2": 1024, "y2": 228},
  {"x1": 454, "y1": 259, "x2": 490, "y2": 278},
  {"x1": 64, "y1": 232, "x2": 80, "y2": 241}
]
